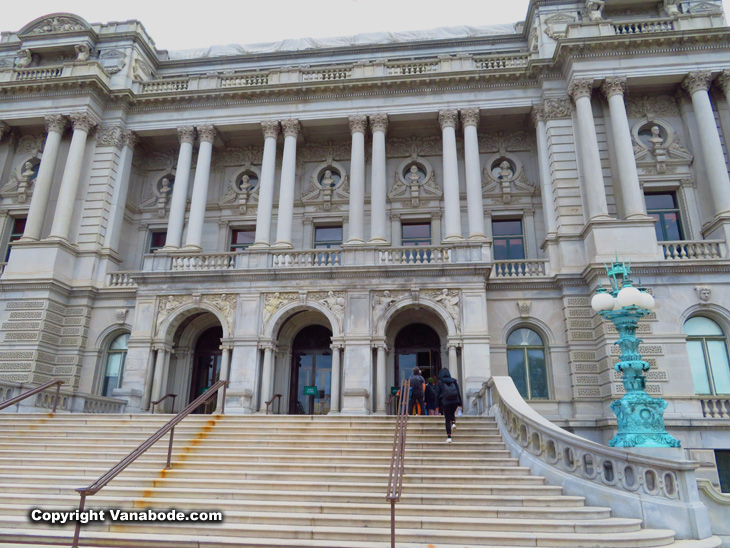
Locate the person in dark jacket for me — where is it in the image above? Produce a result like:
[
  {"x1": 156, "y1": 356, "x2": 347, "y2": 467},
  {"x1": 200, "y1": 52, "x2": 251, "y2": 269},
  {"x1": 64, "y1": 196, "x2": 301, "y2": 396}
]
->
[
  {"x1": 434, "y1": 368, "x2": 462, "y2": 443},
  {"x1": 425, "y1": 377, "x2": 438, "y2": 415},
  {"x1": 407, "y1": 366, "x2": 425, "y2": 416}
]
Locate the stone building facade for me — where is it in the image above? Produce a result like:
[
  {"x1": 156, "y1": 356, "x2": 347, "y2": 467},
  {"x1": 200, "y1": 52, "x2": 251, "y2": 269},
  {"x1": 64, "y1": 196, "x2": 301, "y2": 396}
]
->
[{"x1": 0, "y1": 1, "x2": 729, "y2": 480}]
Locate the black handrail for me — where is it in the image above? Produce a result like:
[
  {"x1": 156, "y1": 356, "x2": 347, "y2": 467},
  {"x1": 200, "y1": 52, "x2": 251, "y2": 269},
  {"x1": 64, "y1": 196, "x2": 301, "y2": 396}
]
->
[
  {"x1": 386, "y1": 379, "x2": 409, "y2": 548},
  {"x1": 265, "y1": 393, "x2": 282, "y2": 415},
  {"x1": 150, "y1": 393, "x2": 177, "y2": 414},
  {"x1": 0, "y1": 380, "x2": 63, "y2": 413},
  {"x1": 71, "y1": 379, "x2": 228, "y2": 548}
]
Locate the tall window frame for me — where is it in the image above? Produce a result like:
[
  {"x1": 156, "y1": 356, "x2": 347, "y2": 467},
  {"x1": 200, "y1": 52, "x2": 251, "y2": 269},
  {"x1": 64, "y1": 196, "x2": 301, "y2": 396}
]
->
[
  {"x1": 230, "y1": 228, "x2": 255, "y2": 252},
  {"x1": 506, "y1": 327, "x2": 549, "y2": 400},
  {"x1": 313, "y1": 225, "x2": 343, "y2": 249},
  {"x1": 4, "y1": 216, "x2": 26, "y2": 263},
  {"x1": 401, "y1": 222, "x2": 431, "y2": 247},
  {"x1": 100, "y1": 333, "x2": 130, "y2": 397},
  {"x1": 684, "y1": 316, "x2": 730, "y2": 395},
  {"x1": 148, "y1": 230, "x2": 167, "y2": 253},
  {"x1": 645, "y1": 191, "x2": 685, "y2": 242},
  {"x1": 492, "y1": 219, "x2": 525, "y2": 261}
]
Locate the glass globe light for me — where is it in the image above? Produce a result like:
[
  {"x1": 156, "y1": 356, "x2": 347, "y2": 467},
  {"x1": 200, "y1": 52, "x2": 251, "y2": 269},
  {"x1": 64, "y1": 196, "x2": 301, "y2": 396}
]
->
[
  {"x1": 591, "y1": 292, "x2": 615, "y2": 313},
  {"x1": 639, "y1": 291, "x2": 655, "y2": 311},
  {"x1": 617, "y1": 286, "x2": 643, "y2": 308}
]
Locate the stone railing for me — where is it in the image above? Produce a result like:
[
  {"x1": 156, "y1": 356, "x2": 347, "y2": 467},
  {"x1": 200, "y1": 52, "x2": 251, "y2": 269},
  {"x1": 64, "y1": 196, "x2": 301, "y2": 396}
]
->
[
  {"x1": 700, "y1": 397, "x2": 730, "y2": 419},
  {"x1": 171, "y1": 253, "x2": 236, "y2": 271},
  {"x1": 220, "y1": 72, "x2": 269, "y2": 87},
  {"x1": 474, "y1": 54, "x2": 530, "y2": 70},
  {"x1": 491, "y1": 259, "x2": 548, "y2": 278},
  {"x1": 107, "y1": 272, "x2": 137, "y2": 287},
  {"x1": 82, "y1": 394, "x2": 127, "y2": 413},
  {"x1": 272, "y1": 250, "x2": 342, "y2": 268},
  {"x1": 302, "y1": 67, "x2": 352, "y2": 81},
  {"x1": 140, "y1": 78, "x2": 190, "y2": 93},
  {"x1": 660, "y1": 240, "x2": 725, "y2": 260},
  {"x1": 385, "y1": 60, "x2": 440, "y2": 76},
  {"x1": 378, "y1": 246, "x2": 452, "y2": 265},
  {"x1": 613, "y1": 18, "x2": 675, "y2": 35},
  {"x1": 483, "y1": 376, "x2": 713, "y2": 539},
  {"x1": 14, "y1": 66, "x2": 63, "y2": 80}
]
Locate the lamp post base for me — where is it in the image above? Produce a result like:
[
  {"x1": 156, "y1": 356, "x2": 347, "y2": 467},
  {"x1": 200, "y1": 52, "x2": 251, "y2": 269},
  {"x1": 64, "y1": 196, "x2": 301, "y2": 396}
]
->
[{"x1": 609, "y1": 391, "x2": 681, "y2": 448}]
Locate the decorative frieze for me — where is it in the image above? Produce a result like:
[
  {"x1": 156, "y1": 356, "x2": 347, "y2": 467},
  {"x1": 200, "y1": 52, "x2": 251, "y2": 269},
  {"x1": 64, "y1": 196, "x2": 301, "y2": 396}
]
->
[{"x1": 542, "y1": 97, "x2": 573, "y2": 120}]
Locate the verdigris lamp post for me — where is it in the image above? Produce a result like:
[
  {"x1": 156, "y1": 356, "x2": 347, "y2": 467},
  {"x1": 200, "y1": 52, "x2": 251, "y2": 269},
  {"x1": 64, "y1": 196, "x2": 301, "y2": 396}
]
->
[{"x1": 591, "y1": 260, "x2": 681, "y2": 448}]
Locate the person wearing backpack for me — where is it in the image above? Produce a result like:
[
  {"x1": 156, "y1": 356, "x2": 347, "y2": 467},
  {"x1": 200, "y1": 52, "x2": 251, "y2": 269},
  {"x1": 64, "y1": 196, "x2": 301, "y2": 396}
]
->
[
  {"x1": 407, "y1": 367, "x2": 426, "y2": 416},
  {"x1": 434, "y1": 368, "x2": 462, "y2": 443}
]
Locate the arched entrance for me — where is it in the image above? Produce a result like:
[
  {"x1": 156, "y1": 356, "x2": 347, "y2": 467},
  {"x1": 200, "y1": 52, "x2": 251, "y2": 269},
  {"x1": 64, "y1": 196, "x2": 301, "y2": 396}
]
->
[
  {"x1": 394, "y1": 323, "x2": 441, "y2": 384},
  {"x1": 189, "y1": 326, "x2": 223, "y2": 412},
  {"x1": 289, "y1": 325, "x2": 333, "y2": 415}
]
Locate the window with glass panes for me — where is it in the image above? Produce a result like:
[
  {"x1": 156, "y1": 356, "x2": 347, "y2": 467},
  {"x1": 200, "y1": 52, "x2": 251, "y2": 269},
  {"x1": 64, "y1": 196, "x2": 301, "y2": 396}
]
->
[
  {"x1": 230, "y1": 228, "x2": 255, "y2": 251},
  {"x1": 314, "y1": 226, "x2": 342, "y2": 248},
  {"x1": 148, "y1": 231, "x2": 166, "y2": 253},
  {"x1": 4, "y1": 217, "x2": 26, "y2": 262},
  {"x1": 401, "y1": 222, "x2": 431, "y2": 246},
  {"x1": 102, "y1": 333, "x2": 129, "y2": 397},
  {"x1": 684, "y1": 317, "x2": 730, "y2": 395},
  {"x1": 645, "y1": 192, "x2": 684, "y2": 241},
  {"x1": 492, "y1": 219, "x2": 525, "y2": 260},
  {"x1": 507, "y1": 328, "x2": 549, "y2": 400}
]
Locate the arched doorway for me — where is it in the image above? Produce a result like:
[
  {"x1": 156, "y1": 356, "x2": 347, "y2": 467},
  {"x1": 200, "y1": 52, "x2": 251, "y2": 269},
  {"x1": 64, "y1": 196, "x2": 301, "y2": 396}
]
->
[
  {"x1": 394, "y1": 323, "x2": 441, "y2": 385},
  {"x1": 189, "y1": 326, "x2": 223, "y2": 413},
  {"x1": 289, "y1": 325, "x2": 333, "y2": 414}
]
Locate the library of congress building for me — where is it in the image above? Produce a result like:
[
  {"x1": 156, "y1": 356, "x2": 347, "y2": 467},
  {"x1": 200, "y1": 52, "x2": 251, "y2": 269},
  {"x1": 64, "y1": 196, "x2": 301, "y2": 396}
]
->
[{"x1": 0, "y1": 0, "x2": 729, "y2": 488}]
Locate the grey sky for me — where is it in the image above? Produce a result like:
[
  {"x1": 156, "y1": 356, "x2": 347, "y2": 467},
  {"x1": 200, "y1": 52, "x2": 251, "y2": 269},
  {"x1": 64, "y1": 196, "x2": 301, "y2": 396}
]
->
[{"x1": 3, "y1": 0, "x2": 729, "y2": 52}]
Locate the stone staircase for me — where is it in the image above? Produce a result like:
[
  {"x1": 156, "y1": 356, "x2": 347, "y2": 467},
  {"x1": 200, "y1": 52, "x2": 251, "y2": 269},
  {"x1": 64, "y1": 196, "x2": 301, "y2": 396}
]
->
[{"x1": 0, "y1": 413, "x2": 721, "y2": 548}]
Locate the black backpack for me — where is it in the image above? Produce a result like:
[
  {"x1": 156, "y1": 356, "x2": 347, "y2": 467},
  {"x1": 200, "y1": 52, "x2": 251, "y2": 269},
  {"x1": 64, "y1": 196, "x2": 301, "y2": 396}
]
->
[{"x1": 441, "y1": 380, "x2": 459, "y2": 404}]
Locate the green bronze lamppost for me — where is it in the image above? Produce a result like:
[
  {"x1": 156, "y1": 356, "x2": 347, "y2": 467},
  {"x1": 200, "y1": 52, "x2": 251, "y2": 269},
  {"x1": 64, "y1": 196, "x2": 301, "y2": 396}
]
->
[{"x1": 591, "y1": 259, "x2": 681, "y2": 448}]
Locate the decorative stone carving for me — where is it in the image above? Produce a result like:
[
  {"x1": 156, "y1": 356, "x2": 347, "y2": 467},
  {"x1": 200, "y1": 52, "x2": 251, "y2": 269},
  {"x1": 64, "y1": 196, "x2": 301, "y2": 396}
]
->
[
  {"x1": 69, "y1": 112, "x2": 97, "y2": 134},
  {"x1": 695, "y1": 286, "x2": 711, "y2": 305},
  {"x1": 132, "y1": 58, "x2": 153, "y2": 81},
  {"x1": 301, "y1": 157, "x2": 349, "y2": 210},
  {"x1": 74, "y1": 44, "x2": 90, "y2": 62},
  {"x1": 45, "y1": 115, "x2": 67, "y2": 134},
  {"x1": 99, "y1": 49, "x2": 126, "y2": 75},
  {"x1": 370, "y1": 113, "x2": 388, "y2": 133},
  {"x1": 263, "y1": 292, "x2": 297, "y2": 322},
  {"x1": 482, "y1": 153, "x2": 534, "y2": 204},
  {"x1": 386, "y1": 136, "x2": 442, "y2": 158},
  {"x1": 586, "y1": 0, "x2": 605, "y2": 21},
  {"x1": 517, "y1": 300, "x2": 531, "y2": 318},
  {"x1": 299, "y1": 140, "x2": 351, "y2": 162},
  {"x1": 389, "y1": 156, "x2": 442, "y2": 207},
  {"x1": 156, "y1": 177, "x2": 173, "y2": 217},
  {"x1": 178, "y1": 126, "x2": 196, "y2": 144},
  {"x1": 632, "y1": 119, "x2": 692, "y2": 176},
  {"x1": 15, "y1": 49, "x2": 33, "y2": 69},
  {"x1": 156, "y1": 295, "x2": 192, "y2": 333},
  {"x1": 601, "y1": 76, "x2": 626, "y2": 99},
  {"x1": 219, "y1": 162, "x2": 261, "y2": 214},
  {"x1": 543, "y1": 12, "x2": 576, "y2": 40},
  {"x1": 438, "y1": 109, "x2": 458, "y2": 129},
  {"x1": 203, "y1": 294, "x2": 237, "y2": 330},
  {"x1": 122, "y1": 130, "x2": 138, "y2": 149},
  {"x1": 16, "y1": 134, "x2": 44, "y2": 156},
  {"x1": 427, "y1": 289, "x2": 461, "y2": 330},
  {"x1": 663, "y1": 0, "x2": 681, "y2": 17},
  {"x1": 349, "y1": 115, "x2": 368, "y2": 134},
  {"x1": 312, "y1": 291, "x2": 346, "y2": 325},
  {"x1": 281, "y1": 119, "x2": 300, "y2": 138},
  {"x1": 97, "y1": 126, "x2": 126, "y2": 149},
  {"x1": 197, "y1": 125, "x2": 216, "y2": 143},
  {"x1": 682, "y1": 72, "x2": 712, "y2": 95},
  {"x1": 625, "y1": 95, "x2": 679, "y2": 118},
  {"x1": 542, "y1": 97, "x2": 573, "y2": 119},
  {"x1": 261, "y1": 120, "x2": 280, "y2": 139},
  {"x1": 478, "y1": 130, "x2": 535, "y2": 154},
  {"x1": 460, "y1": 108, "x2": 480, "y2": 128},
  {"x1": 25, "y1": 16, "x2": 88, "y2": 34},
  {"x1": 15, "y1": 160, "x2": 37, "y2": 203},
  {"x1": 568, "y1": 78, "x2": 594, "y2": 102},
  {"x1": 115, "y1": 309, "x2": 128, "y2": 324}
]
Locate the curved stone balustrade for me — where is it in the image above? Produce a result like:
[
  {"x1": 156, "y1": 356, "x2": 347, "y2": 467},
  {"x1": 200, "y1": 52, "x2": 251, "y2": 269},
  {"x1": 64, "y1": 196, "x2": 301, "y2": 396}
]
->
[
  {"x1": 378, "y1": 246, "x2": 451, "y2": 265},
  {"x1": 491, "y1": 259, "x2": 548, "y2": 278},
  {"x1": 614, "y1": 19, "x2": 675, "y2": 35},
  {"x1": 485, "y1": 376, "x2": 713, "y2": 539},
  {"x1": 272, "y1": 250, "x2": 342, "y2": 268},
  {"x1": 660, "y1": 240, "x2": 725, "y2": 260},
  {"x1": 171, "y1": 253, "x2": 236, "y2": 271},
  {"x1": 107, "y1": 272, "x2": 137, "y2": 287}
]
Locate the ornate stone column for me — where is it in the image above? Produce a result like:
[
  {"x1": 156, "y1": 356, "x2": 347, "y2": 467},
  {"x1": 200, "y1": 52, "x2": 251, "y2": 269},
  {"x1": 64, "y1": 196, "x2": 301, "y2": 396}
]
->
[
  {"x1": 253, "y1": 121, "x2": 280, "y2": 247},
  {"x1": 531, "y1": 105, "x2": 558, "y2": 235},
  {"x1": 150, "y1": 345, "x2": 169, "y2": 404},
  {"x1": 104, "y1": 130, "x2": 138, "y2": 252},
  {"x1": 184, "y1": 125, "x2": 216, "y2": 251},
  {"x1": 439, "y1": 109, "x2": 463, "y2": 241},
  {"x1": 329, "y1": 342, "x2": 343, "y2": 414},
  {"x1": 346, "y1": 115, "x2": 367, "y2": 245},
  {"x1": 684, "y1": 72, "x2": 730, "y2": 216},
  {"x1": 601, "y1": 77, "x2": 647, "y2": 219},
  {"x1": 21, "y1": 115, "x2": 67, "y2": 241},
  {"x1": 163, "y1": 126, "x2": 196, "y2": 250},
  {"x1": 369, "y1": 114, "x2": 389, "y2": 244},
  {"x1": 461, "y1": 108, "x2": 486, "y2": 240},
  {"x1": 48, "y1": 112, "x2": 97, "y2": 242},
  {"x1": 375, "y1": 344, "x2": 387, "y2": 414},
  {"x1": 258, "y1": 343, "x2": 275, "y2": 412},
  {"x1": 568, "y1": 78, "x2": 610, "y2": 221},
  {"x1": 448, "y1": 343, "x2": 460, "y2": 382},
  {"x1": 215, "y1": 344, "x2": 232, "y2": 413},
  {"x1": 274, "y1": 119, "x2": 300, "y2": 248}
]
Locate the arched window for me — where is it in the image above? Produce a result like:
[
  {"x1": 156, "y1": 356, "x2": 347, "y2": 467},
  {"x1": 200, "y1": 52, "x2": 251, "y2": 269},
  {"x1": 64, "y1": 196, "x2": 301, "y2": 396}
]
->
[
  {"x1": 507, "y1": 328, "x2": 548, "y2": 400},
  {"x1": 684, "y1": 317, "x2": 730, "y2": 395},
  {"x1": 101, "y1": 333, "x2": 129, "y2": 397}
]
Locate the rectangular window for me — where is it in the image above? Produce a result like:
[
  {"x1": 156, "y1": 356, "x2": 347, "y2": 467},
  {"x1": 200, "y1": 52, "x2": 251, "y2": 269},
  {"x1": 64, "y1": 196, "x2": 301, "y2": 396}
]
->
[
  {"x1": 148, "y1": 231, "x2": 166, "y2": 253},
  {"x1": 716, "y1": 450, "x2": 730, "y2": 493},
  {"x1": 314, "y1": 226, "x2": 342, "y2": 249},
  {"x1": 4, "y1": 217, "x2": 26, "y2": 262},
  {"x1": 401, "y1": 223, "x2": 431, "y2": 246},
  {"x1": 230, "y1": 228, "x2": 255, "y2": 251},
  {"x1": 645, "y1": 192, "x2": 684, "y2": 242},
  {"x1": 492, "y1": 219, "x2": 525, "y2": 261}
]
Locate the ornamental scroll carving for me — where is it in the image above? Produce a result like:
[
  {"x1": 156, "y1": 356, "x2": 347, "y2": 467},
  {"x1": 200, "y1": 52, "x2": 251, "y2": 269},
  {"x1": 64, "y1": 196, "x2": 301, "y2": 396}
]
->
[
  {"x1": 24, "y1": 16, "x2": 89, "y2": 35},
  {"x1": 262, "y1": 292, "x2": 298, "y2": 323},
  {"x1": 625, "y1": 96, "x2": 679, "y2": 119},
  {"x1": 424, "y1": 289, "x2": 461, "y2": 330},
  {"x1": 478, "y1": 130, "x2": 535, "y2": 154}
]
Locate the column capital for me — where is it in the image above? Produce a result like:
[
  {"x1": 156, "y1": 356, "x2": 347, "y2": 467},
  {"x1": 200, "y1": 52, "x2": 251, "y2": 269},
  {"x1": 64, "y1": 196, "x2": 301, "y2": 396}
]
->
[
  {"x1": 447, "y1": 341, "x2": 462, "y2": 350},
  {"x1": 330, "y1": 342, "x2": 345, "y2": 351},
  {"x1": 389, "y1": 212, "x2": 400, "y2": 222},
  {"x1": 261, "y1": 120, "x2": 280, "y2": 139},
  {"x1": 438, "y1": 109, "x2": 458, "y2": 129},
  {"x1": 530, "y1": 103, "x2": 545, "y2": 125},
  {"x1": 0, "y1": 121, "x2": 9, "y2": 141},
  {"x1": 682, "y1": 71, "x2": 713, "y2": 95},
  {"x1": 349, "y1": 115, "x2": 368, "y2": 134},
  {"x1": 219, "y1": 344, "x2": 233, "y2": 351},
  {"x1": 44, "y1": 115, "x2": 67, "y2": 134},
  {"x1": 369, "y1": 113, "x2": 388, "y2": 133},
  {"x1": 281, "y1": 119, "x2": 300, "y2": 138},
  {"x1": 122, "y1": 129, "x2": 138, "y2": 149},
  {"x1": 542, "y1": 97, "x2": 573, "y2": 119},
  {"x1": 197, "y1": 125, "x2": 216, "y2": 143},
  {"x1": 716, "y1": 69, "x2": 730, "y2": 95},
  {"x1": 177, "y1": 126, "x2": 196, "y2": 144},
  {"x1": 460, "y1": 108, "x2": 480, "y2": 128},
  {"x1": 568, "y1": 78, "x2": 594, "y2": 102},
  {"x1": 259, "y1": 341, "x2": 276, "y2": 352},
  {"x1": 601, "y1": 76, "x2": 627, "y2": 99},
  {"x1": 69, "y1": 112, "x2": 97, "y2": 133}
]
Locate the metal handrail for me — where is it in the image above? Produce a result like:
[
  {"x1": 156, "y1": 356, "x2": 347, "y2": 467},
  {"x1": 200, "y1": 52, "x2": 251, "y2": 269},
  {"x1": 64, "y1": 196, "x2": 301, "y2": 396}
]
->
[
  {"x1": 386, "y1": 379, "x2": 409, "y2": 548},
  {"x1": 0, "y1": 380, "x2": 63, "y2": 413},
  {"x1": 150, "y1": 393, "x2": 177, "y2": 414},
  {"x1": 266, "y1": 393, "x2": 282, "y2": 415},
  {"x1": 71, "y1": 379, "x2": 229, "y2": 548}
]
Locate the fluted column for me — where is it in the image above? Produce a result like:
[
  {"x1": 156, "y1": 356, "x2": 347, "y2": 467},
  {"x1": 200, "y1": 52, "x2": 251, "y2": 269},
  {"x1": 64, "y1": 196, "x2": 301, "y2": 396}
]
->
[
  {"x1": 601, "y1": 77, "x2": 647, "y2": 219},
  {"x1": 568, "y1": 78, "x2": 610, "y2": 220},
  {"x1": 684, "y1": 72, "x2": 730, "y2": 216},
  {"x1": 439, "y1": 110, "x2": 463, "y2": 241},
  {"x1": 531, "y1": 105, "x2": 558, "y2": 235},
  {"x1": 461, "y1": 108, "x2": 486, "y2": 240},
  {"x1": 375, "y1": 344, "x2": 387, "y2": 414},
  {"x1": 346, "y1": 115, "x2": 368, "y2": 244},
  {"x1": 104, "y1": 129, "x2": 138, "y2": 252},
  {"x1": 21, "y1": 115, "x2": 67, "y2": 241},
  {"x1": 163, "y1": 126, "x2": 196, "y2": 250},
  {"x1": 48, "y1": 112, "x2": 97, "y2": 242},
  {"x1": 253, "y1": 121, "x2": 280, "y2": 247},
  {"x1": 329, "y1": 343, "x2": 343, "y2": 414},
  {"x1": 259, "y1": 344, "x2": 275, "y2": 412},
  {"x1": 274, "y1": 119, "x2": 300, "y2": 248},
  {"x1": 183, "y1": 125, "x2": 216, "y2": 251},
  {"x1": 369, "y1": 114, "x2": 389, "y2": 244}
]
